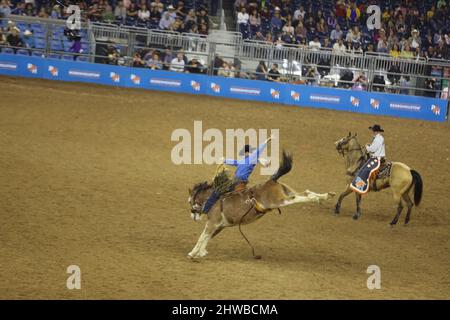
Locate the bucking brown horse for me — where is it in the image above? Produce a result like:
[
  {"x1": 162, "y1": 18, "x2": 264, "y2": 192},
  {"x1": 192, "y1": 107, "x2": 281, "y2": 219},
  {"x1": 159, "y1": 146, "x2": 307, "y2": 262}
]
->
[{"x1": 187, "y1": 151, "x2": 336, "y2": 259}]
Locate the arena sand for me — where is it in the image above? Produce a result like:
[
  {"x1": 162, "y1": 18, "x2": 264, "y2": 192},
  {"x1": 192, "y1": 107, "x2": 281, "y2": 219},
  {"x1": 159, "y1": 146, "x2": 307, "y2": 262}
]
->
[{"x1": 1, "y1": 76, "x2": 449, "y2": 299}]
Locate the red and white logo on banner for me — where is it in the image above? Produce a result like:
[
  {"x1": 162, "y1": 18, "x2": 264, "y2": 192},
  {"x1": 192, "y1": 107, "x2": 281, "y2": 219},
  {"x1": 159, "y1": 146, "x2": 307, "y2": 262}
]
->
[
  {"x1": 27, "y1": 63, "x2": 37, "y2": 74},
  {"x1": 191, "y1": 80, "x2": 200, "y2": 91},
  {"x1": 130, "y1": 74, "x2": 140, "y2": 85},
  {"x1": 290, "y1": 91, "x2": 300, "y2": 101},
  {"x1": 48, "y1": 65, "x2": 58, "y2": 76},
  {"x1": 110, "y1": 72, "x2": 120, "y2": 83},
  {"x1": 210, "y1": 82, "x2": 220, "y2": 93}
]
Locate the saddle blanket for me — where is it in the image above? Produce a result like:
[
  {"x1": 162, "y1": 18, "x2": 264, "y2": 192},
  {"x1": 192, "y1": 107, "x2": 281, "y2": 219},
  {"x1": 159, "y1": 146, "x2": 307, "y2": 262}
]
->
[{"x1": 350, "y1": 157, "x2": 381, "y2": 194}]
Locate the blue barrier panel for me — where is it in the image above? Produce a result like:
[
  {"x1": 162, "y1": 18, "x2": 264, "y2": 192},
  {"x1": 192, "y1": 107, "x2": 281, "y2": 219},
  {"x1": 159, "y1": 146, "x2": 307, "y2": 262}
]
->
[{"x1": 0, "y1": 54, "x2": 447, "y2": 122}]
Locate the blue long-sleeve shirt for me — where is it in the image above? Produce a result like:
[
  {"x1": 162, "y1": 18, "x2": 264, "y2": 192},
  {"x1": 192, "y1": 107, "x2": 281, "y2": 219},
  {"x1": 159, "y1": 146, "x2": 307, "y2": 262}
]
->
[{"x1": 224, "y1": 142, "x2": 267, "y2": 182}]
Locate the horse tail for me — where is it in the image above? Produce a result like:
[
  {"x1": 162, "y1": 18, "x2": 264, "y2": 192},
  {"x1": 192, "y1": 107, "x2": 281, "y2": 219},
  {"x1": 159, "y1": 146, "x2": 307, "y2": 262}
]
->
[
  {"x1": 410, "y1": 170, "x2": 423, "y2": 206},
  {"x1": 271, "y1": 150, "x2": 293, "y2": 182}
]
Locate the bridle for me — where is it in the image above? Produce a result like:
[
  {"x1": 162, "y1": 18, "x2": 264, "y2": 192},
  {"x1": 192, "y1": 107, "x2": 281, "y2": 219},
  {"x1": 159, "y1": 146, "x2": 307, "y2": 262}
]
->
[{"x1": 190, "y1": 184, "x2": 211, "y2": 214}]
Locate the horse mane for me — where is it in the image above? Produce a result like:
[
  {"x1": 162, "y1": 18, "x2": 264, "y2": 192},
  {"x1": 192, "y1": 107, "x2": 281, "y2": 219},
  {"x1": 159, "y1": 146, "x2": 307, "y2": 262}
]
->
[
  {"x1": 192, "y1": 181, "x2": 212, "y2": 194},
  {"x1": 271, "y1": 150, "x2": 293, "y2": 182}
]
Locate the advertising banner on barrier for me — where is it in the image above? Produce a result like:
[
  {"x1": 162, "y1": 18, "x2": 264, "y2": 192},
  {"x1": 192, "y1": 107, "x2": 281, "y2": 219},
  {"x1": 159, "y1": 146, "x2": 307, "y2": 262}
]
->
[{"x1": 0, "y1": 54, "x2": 448, "y2": 122}]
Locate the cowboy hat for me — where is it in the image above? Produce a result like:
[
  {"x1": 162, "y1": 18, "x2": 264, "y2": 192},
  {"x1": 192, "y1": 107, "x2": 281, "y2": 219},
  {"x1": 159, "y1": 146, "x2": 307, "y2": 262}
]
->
[
  {"x1": 167, "y1": 5, "x2": 175, "y2": 9},
  {"x1": 24, "y1": 29, "x2": 33, "y2": 36},
  {"x1": 369, "y1": 124, "x2": 384, "y2": 132},
  {"x1": 238, "y1": 144, "x2": 256, "y2": 156}
]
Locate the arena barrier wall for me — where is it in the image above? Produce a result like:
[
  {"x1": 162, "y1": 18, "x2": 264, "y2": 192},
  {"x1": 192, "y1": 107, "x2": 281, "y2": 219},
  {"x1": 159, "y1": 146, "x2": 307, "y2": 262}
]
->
[{"x1": 0, "y1": 54, "x2": 447, "y2": 122}]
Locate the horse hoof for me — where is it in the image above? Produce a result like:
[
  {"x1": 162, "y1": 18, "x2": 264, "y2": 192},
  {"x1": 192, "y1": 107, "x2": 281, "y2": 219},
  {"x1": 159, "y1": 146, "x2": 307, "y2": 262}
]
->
[{"x1": 254, "y1": 255, "x2": 262, "y2": 260}]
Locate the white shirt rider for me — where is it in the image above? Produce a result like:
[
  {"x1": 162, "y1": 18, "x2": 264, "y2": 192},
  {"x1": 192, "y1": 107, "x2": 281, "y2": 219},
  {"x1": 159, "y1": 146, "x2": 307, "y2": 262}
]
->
[{"x1": 366, "y1": 133, "x2": 385, "y2": 157}]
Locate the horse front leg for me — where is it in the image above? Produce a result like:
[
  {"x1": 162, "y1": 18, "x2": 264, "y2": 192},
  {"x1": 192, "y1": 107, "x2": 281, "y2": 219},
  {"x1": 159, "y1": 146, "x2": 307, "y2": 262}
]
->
[
  {"x1": 352, "y1": 193, "x2": 362, "y2": 220},
  {"x1": 335, "y1": 185, "x2": 352, "y2": 214},
  {"x1": 188, "y1": 223, "x2": 209, "y2": 259}
]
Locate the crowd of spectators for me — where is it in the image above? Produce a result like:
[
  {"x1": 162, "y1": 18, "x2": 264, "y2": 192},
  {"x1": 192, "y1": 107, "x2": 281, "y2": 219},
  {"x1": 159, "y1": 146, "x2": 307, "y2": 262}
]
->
[
  {"x1": 234, "y1": 0, "x2": 450, "y2": 61},
  {"x1": 132, "y1": 47, "x2": 207, "y2": 73},
  {"x1": 0, "y1": 0, "x2": 211, "y2": 34}
]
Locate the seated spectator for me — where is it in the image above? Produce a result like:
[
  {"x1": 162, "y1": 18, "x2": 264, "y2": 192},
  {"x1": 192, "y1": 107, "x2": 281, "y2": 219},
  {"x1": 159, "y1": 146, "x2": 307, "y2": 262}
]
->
[
  {"x1": 127, "y1": 3, "x2": 138, "y2": 20},
  {"x1": 0, "y1": 27, "x2": 6, "y2": 45},
  {"x1": 138, "y1": 4, "x2": 150, "y2": 22},
  {"x1": 271, "y1": 7, "x2": 283, "y2": 36},
  {"x1": 165, "y1": 5, "x2": 177, "y2": 19},
  {"x1": 293, "y1": 5, "x2": 306, "y2": 24},
  {"x1": 249, "y1": 9, "x2": 260, "y2": 36},
  {"x1": 322, "y1": 37, "x2": 331, "y2": 49},
  {"x1": 352, "y1": 74, "x2": 367, "y2": 91},
  {"x1": 106, "y1": 45, "x2": 120, "y2": 65},
  {"x1": 267, "y1": 63, "x2": 281, "y2": 82},
  {"x1": 327, "y1": 12, "x2": 337, "y2": 30},
  {"x1": 255, "y1": 60, "x2": 268, "y2": 81},
  {"x1": 218, "y1": 61, "x2": 235, "y2": 78},
  {"x1": 0, "y1": 0, "x2": 11, "y2": 17},
  {"x1": 6, "y1": 27, "x2": 23, "y2": 51},
  {"x1": 409, "y1": 29, "x2": 421, "y2": 50},
  {"x1": 309, "y1": 36, "x2": 322, "y2": 50},
  {"x1": 346, "y1": 2, "x2": 361, "y2": 25},
  {"x1": 400, "y1": 43, "x2": 414, "y2": 59},
  {"x1": 330, "y1": 24, "x2": 343, "y2": 42},
  {"x1": 186, "y1": 57, "x2": 206, "y2": 74},
  {"x1": 170, "y1": 52, "x2": 185, "y2": 72},
  {"x1": 133, "y1": 51, "x2": 146, "y2": 68},
  {"x1": 390, "y1": 43, "x2": 401, "y2": 58},
  {"x1": 150, "y1": 3, "x2": 161, "y2": 24},
  {"x1": 305, "y1": 66, "x2": 320, "y2": 85},
  {"x1": 102, "y1": 4, "x2": 115, "y2": 23},
  {"x1": 115, "y1": 1, "x2": 127, "y2": 21},
  {"x1": 88, "y1": 3, "x2": 102, "y2": 22},
  {"x1": 37, "y1": 6, "x2": 48, "y2": 18},
  {"x1": 50, "y1": 5, "x2": 61, "y2": 19},
  {"x1": 172, "y1": 17, "x2": 184, "y2": 32},
  {"x1": 147, "y1": 52, "x2": 162, "y2": 70},
  {"x1": 175, "y1": 1, "x2": 186, "y2": 19},
  {"x1": 184, "y1": 9, "x2": 197, "y2": 30},
  {"x1": 162, "y1": 49, "x2": 173, "y2": 70},
  {"x1": 333, "y1": 38, "x2": 347, "y2": 54},
  {"x1": 159, "y1": 11, "x2": 175, "y2": 30},
  {"x1": 24, "y1": 2, "x2": 34, "y2": 16},
  {"x1": 345, "y1": 26, "x2": 361, "y2": 44}
]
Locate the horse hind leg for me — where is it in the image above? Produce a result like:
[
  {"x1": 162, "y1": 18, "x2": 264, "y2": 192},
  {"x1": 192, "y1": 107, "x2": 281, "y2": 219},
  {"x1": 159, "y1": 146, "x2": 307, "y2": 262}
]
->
[
  {"x1": 403, "y1": 193, "x2": 414, "y2": 225},
  {"x1": 390, "y1": 193, "x2": 404, "y2": 226}
]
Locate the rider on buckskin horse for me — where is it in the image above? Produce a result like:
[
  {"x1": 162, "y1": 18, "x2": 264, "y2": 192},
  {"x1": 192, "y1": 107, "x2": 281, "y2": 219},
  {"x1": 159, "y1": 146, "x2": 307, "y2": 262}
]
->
[
  {"x1": 350, "y1": 124, "x2": 386, "y2": 194},
  {"x1": 202, "y1": 136, "x2": 273, "y2": 213}
]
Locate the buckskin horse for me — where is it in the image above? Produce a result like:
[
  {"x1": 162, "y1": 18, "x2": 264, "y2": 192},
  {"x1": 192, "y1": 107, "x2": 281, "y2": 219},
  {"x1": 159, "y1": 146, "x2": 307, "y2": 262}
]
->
[
  {"x1": 334, "y1": 133, "x2": 423, "y2": 225},
  {"x1": 187, "y1": 151, "x2": 336, "y2": 259}
]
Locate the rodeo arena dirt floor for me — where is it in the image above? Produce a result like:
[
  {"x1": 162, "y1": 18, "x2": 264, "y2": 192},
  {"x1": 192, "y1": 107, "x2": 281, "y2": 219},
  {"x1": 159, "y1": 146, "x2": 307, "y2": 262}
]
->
[{"x1": 1, "y1": 76, "x2": 450, "y2": 299}]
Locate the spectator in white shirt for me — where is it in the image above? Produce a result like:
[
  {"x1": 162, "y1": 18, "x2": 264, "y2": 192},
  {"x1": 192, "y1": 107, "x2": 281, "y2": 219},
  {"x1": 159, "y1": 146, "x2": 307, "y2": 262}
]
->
[
  {"x1": 293, "y1": 6, "x2": 305, "y2": 22},
  {"x1": 237, "y1": 7, "x2": 249, "y2": 25},
  {"x1": 333, "y1": 39, "x2": 347, "y2": 54},
  {"x1": 170, "y1": 53, "x2": 185, "y2": 72},
  {"x1": 308, "y1": 37, "x2": 322, "y2": 50},
  {"x1": 138, "y1": 4, "x2": 150, "y2": 21}
]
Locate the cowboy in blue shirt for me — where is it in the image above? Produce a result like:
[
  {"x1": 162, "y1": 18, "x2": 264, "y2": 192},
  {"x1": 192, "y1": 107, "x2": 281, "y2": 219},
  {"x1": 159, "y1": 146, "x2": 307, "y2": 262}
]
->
[{"x1": 202, "y1": 137, "x2": 272, "y2": 213}]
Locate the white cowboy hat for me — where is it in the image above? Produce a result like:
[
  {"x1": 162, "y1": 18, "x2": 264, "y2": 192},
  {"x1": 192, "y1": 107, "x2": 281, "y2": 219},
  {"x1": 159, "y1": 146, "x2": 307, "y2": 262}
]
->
[
  {"x1": 24, "y1": 30, "x2": 32, "y2": 36},
  {"x1": 167, "y1": 5, "x2": 175, "y2": 9}
]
